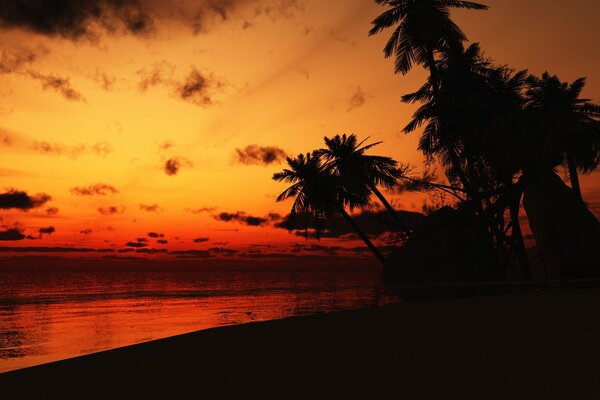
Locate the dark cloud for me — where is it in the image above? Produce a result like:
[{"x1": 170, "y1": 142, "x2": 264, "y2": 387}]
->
[
  {"x1": 0, "y1": 45, "x2": 47, "y2": 73},
  {"x1": 0, "y1": 0, "x2": 152, "y2": 40},
  {"x1": 147, "y1": 232, "x2": 164, "y2": 238},
  {"x1": 45, "y1": 207, "x2": 59, "y2": 215},
  {"x1": 0, "y1": 190, "x2": 51, "y2": 210},
  {"x1": 215, "y1": 211, "x2": 269, "y2": 227},
  {"x1": 140, "y1": 203, "x2": 162, "y2": 212},
  {"x1": 0, "y1": 246, "x2": 107, "y2": 252},
  {"x1": 27, "y1": 71, "x2": 85, "y2": 101},
  {"x1": 31, "y1": 141, "x2": 112, "y2": 158},
  {"x1": 184, "y1": 207, "x2": 216, "y2": 214},
  {"x1": 39, "y1": 226, "x2": 55, "y2": 236},
  {"x1": 98, "y1": 205, "x2": 124, "y2": 215},
  {"x1": 208, "y1": 247, "x2": 238, "y2": 256},
  {"x1": 0, "y1": 228, "x2": 26, "y2": 241},
  {"x1": 177, "y1": 68, "x2": 220, "y2": 106},
  {"x1": 137, "y1": 63, "x2": 223, "y2": 107},
  {"x1": 347, "y1": 86, "x2": 366, "y2": 112},
  {"x1": 193, "y1": 237, "x2": 209, "y2": 243},
  {"x1": 136, "y1": 248, "x2": 168, "y2": 254},
  {"x1": 234, "y1": 145, "x2": 287, "y2": 165},
  {"x1": 171, "y1": 249, "x2": 211, "y2": 258},
  {"x1": 157, "y1": 239, "x2": 168, "y2": 244},
  {"x1": 164, "y1": 157, "x2": 192, "y2": 176},
  {"x1": 292, "y1": 243, "x2": 342, "y2": 255},
  {"x1": 80, "y1": 229, "x2": 93, "y2": 235},
  {"x1": 275, "y1": 209, "x2": 425, "y2": 238},
  {"x1": 71, "y1": 183, "x2": 119, "y2": 196},
  {"x1": 125, "y1": 241, "x2": 147, "y2": 248}
]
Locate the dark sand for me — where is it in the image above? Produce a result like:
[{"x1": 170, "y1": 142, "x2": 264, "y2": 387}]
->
[{"x1": 2, "y1": 288, "x2": 600, "y2": 399}]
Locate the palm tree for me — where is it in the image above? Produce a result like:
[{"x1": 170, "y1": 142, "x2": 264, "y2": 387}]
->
[
  {"x1": 369, "y1": 0, "x2": 488, "y2": 90},
  {"x1": 525, "y1": 72, "x2": 600, "y2": 202},
  {"x1": 273, "y1": 152, "x2": 386, "y2": 264},
  {"x1": 318, "y1": 134, "x2": 411, "y2": 234}
]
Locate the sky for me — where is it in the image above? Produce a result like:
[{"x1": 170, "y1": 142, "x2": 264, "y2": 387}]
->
[{"x1": 0, "y1": 0, "x2": 599, "y2": 265}]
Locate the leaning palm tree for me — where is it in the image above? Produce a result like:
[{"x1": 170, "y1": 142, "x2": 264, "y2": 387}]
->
[
  {"x1": 318, "y1": 134, "x2": 411, "y2": 234},
  {"x1": 273, "y1": 152, "x2": 386, "y2": 264},
  {"x1": 525, "y1": 72, "x2": 600, "y2": 202}
]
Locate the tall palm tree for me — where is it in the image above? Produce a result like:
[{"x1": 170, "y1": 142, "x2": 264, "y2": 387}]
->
[
  {"x1": 369, "y1": 0, "x2": 488, "y2": 89},
  {"x1": 318, "y1": 134, "x2": 410, "y2": 234},
  {"x1": 273, "y1": 152, "x2": 386, "y2": 264},
  {"x1": 370, "y1": 0, "x2": 488, "y2": 194},
  {"x1": 525, "y1": 72, "x2": 600, "y2": 202}
]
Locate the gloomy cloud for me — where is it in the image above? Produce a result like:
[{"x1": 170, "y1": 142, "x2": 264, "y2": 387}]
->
[
  {"x1": 215, "y1": 211, "x2": 267, "y2": 227},
  {"x1": 234, "y1": 145, "x2": 287, "y2": 165},
  {"x1": 98, "y1": 205, "x2": 124, "y2": 215},
  {"x1": 164, "y1": 157, "x2": 193, "y2": 176},
  {"x1": 46, "y1": 207, "x2": 59, "y2": 215},
  {"x1": 138, "y1": 63, "x2": 223, "y2": 107},
  {"x1": 193, "y1": 237, "x2": 209, "y2": 243},
  {"x1": 80, "y1": 229, "x2": 93, "y2": 235},
  {"x1": 157, "y1": 239, "x2": 168, "y2": 244},
  {"x1": 0, "y1": 228, "x2": 25, "y2": 241},
  {"x1": 31, "y1": 140, "x2": 112, "y2": 158},
  {"x1": 125, "y1": 241, "x2": 147, "y2": 248},
  {"x1": 26, "y1": 71, "x2": 85, "y2": 101},
  {"x1": 0, "y1": 45, "x2": 47, "y2": 73},
  {"x1": 184, "y1": 207, "x2": 216, "y2": 214},
  {"x1": 0, "y1": 0, "x2": 152, "y2": 40},
  {"x1": 140, "y1": 204, "x2": 163, "y2": 212},
  {"x1": 0, "y1": 190, "x2": 51, "y2": 210},
  {"x1": 71, "y1": 183, "x2": 119, "y2": 196},
  {"x1": 39, "y1": 226, "x2": 55, "y2": 236},
  {"x1": 148, "y1": 232, "x2": 164, "y2": 238},
  {"x1": 347, "y1": 86, "x2": 366, "y2": 112}
]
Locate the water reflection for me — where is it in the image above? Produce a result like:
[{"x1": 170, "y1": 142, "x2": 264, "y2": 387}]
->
[{"x1": 0, "y1": 268, "x2": 399, "y2": 373}]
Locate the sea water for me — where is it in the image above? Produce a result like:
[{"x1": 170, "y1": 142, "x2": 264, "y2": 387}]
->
[{"x1": 0, "y1": 267, "x2": 399, "y2": 373}]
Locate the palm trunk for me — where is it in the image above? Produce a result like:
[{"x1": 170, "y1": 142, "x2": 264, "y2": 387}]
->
[
  {"x1": 566, "y1": 153, "x2": 583, "y2": 203},
  {"x1": 509, "y1": 189, "x2": 531, "y2": 280},
  {"x1": 337, "y1": 206, "x2": 385, "y2": 265},
  {"x1": 369, "y1": 184, "x2": 410, "y2": 234}
]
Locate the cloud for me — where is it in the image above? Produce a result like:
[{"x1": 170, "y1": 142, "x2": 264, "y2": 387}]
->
[
  {"x1": 38, "y1": 226, "x2": 55, "y2": 236},
  {"x1": 80, "y1": 229, "x2": 93, "y2": 235},
  {"x1": 177, "y1": 68, "x2": 221, "y2": 106},
  {"x1": 0, "y1": 0, "x2": 152, "y2": 40},
  {"x1": 171, "y1": 249, "x2": 211, "y2": 258},
  {"x1": 140, "y1": 204, "x2": 163, "y2": 212},
  {"x1": 137, "y1": 63, "x2": 223, "y2": 106},
  {"x1": 148, "y1": 232, "x2": 164, "y2": 238},
  {"x1": 157, "y1": 239, "x2": 168, "y2": 244},
  {"x1": 0, "y1": 246, "x2": 110, "y2": 253},
  {"x1": 208, "y1": 247, "x2": 238, "y2": 256},
  {"x1": 274, "y1": 209, "x2": 425, "y2": 238},
  {"x1": 184, "y1": 207, "x2": 216, "y2": 214},
  {"x1": 193, "y1": 237, "x2": 209, "y2": 243},
  {"x1": 0, "y1": 190, "x2": 51, "y2": 210},
  {"x1": 164, "y1": 157, "x2": 193, "y2": 176},
  {"x1": 26, "y1": 71, "x2": 85, "y2": 102},
  {"x1": 0, "y1": 45, "x2": 48, "y2": 73},
  {"x1": 234, "y1": 145, "x2": 287, "y2": 165},
  {"x1": 98, "y1": 205, "x2": 124, "y2": 215},
  {"x1": 71, "y1": 183, "x2": 119, "y2": 196},
  {"x1": 30, "y1": 140, "x2": 113, "y2": 158},
  {"x1": 215, "y1": 211, "x2": 268, "y2": 227},
  {"x1": 0, "y1": 228, "x2": 25, "y2": 241},
  {"x1": 347, "y1": 86, "x2": 366, "y2": 112},
  {"x1": 125, "y1": 241, "x2": 148, "y2": 248},
  {"x1": 46, "y1": 207, "x2": 59, "y2": 215}
]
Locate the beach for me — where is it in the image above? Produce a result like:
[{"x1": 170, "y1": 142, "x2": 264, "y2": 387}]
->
[{"x1": 1, "y1": 287, "x2": 599, "y2": 399}]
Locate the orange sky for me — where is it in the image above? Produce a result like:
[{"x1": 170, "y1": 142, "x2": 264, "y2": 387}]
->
[{"x1": 0, "y1": 0, "x2": 598, "y2": 263}]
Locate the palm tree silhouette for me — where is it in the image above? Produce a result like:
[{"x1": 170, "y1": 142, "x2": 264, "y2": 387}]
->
[
  {"x1": 369, "y1": 0, "x2": 488, "y2": 88},
  {"x1": 318, "y1": 134, "x2": 411, "y2": 234},
  {"x1": 525, "y1": 72, "x2": 600, "y2": 202},
  {"x1": 273, "y1": 152, "x2": 386, "y2": 264}
]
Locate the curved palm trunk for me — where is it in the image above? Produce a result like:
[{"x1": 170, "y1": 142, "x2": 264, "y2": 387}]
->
[
  {"x1": 509, "y1": 190, "x2": 531, "y2": 280},
  {"x1": 566, "y1": 153, "x2": 583, "y2": 203},
  {"x1": 337, "y1": 206, "x2": 385, "y2": 265},
  {"x1": 369, "y1": 184, "x2": 410, "y2": 233}
]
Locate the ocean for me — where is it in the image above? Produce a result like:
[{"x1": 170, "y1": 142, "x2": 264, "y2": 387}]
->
[{"x1": 0, "y1": 266, "x2": 399, "y2": 373}]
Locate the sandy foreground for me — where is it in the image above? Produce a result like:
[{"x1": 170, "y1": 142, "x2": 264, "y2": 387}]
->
[{"x1": 1, "y1": 287, "x2": 599, "y2": 399}]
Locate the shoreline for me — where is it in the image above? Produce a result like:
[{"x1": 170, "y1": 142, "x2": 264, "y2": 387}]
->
[{"x1": 2, "y1": 287, "x2": 600, "y2": 399}]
